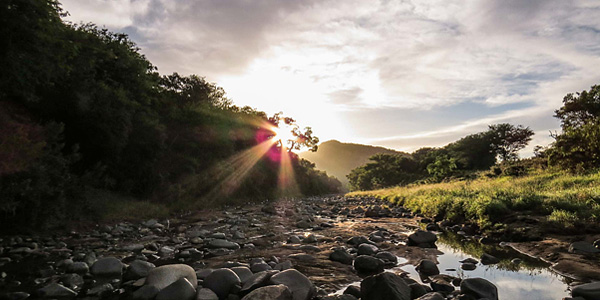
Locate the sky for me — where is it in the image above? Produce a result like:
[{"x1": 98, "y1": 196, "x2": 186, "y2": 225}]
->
[{"x1": 60, "y1": 0, "x2": 600, "y2": 156}]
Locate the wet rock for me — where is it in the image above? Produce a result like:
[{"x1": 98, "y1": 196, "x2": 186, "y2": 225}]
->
[
  {"x1": 146, "y1": 264, "x2": 198, "y2": 290},
  {"x1": 415, "y1": 292, "x2": 445, "y2": 300},
  {"x1": 360, "y1": 272, "x2": 410, "y2": 300},
  {"x1": 353, "y1": 255, "x2": 384, "y2": 274},
  {"x1": 269, "y1": 269, "x2": 316, "y2": 300},
  {"x1": 241, "y1": 284, "x2": 293, "y2": 300},
  {"x1": 343, "y1": 285, "x2": 361, "y2": 298},
  {"x1": 425, "y1": 223, "x2": 441, "y2": 232},
  {"x1": 196, "y1": 288, "x2": 219, "y2": 300},
  {"x1": 407, "y1": 230, "x2": 437, "y2": 248},
  {"x1": 126, "y1": 260, "x2": 156, "y2": 280},
  {"x1": 460, "y1": 258, "x2": 478, "y2": 264},
  {"x1": 90, "y1": 257, "x2": 123, "y2": 277},
  {"x1": 461, "y1": 263, "x2": 476, "y2": 271},
  {"x1": 357, "y1": 243, "x2": 379, "y2": 256},
  {"x1": 330, "y1": 249, "x2": 353, "y2": 265},
  {"x1": 375, "y1": 251, "x2": 398, "y2": 264},
  {"x1": 460, "y1": 277, "x2": 498, "y2": 300},
  {"x1": 159, "y1": 246, "x2": 175, "y2": 257},
  {"x1": 203, "y1": 268, "x2": 242, "y2": 299},
  {"x1": 209, "y1": 239, "x2": 241, "y2": 250},
  {"x1": 430, "y1": 278, "x2": 454, "y2": 293},
  {"x1": 123, "y1": 244, "x2": 145, "y2": 252},
  {"x1": 132, "y1": 285, "x2": 160, "y2": 300},
  {"x1": 569, "y1": 241, "x2": 600, "y2": 254},
  {"x1": 480, "y1": 253, "x2": 500, "y2": 265},
  {"x1": 155, "y1": 277, "x2": 196, "y2": 300},
  {"x1": 38, "y1": 283, "x2": 77, "y2": 298},
  {"x1": 416, "y1": 259, "x2": 439, "y2": 276},
  {"x1": 571, "y1": 282, "x2": 600, "y2": 300}
]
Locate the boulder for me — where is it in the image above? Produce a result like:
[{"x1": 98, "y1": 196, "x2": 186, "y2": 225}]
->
[
  {"x1": 203, "y1": 268, "x2": 242, "y2": 299},
  {"x1": 460, "y1": 277, "x2": 498, "y2": 300},
  {"x1": 155, "y1": 277, "x2": 196, "y2": 300},
  {"x1": 572, "y1": 282, "x2": 600, "y2": 300},
  {"x1": 196, "y1": 288, "x2": 219, "y2": 300},
  {"x1": 146, "y1": 264, "x2": 198, "y2": 291},
  {"x1": 357, "y1": 244, "x2": 379, "y2": 256},
  {"x1": 231, "y1": 266, "x2": 253, "y2": 283},
  {"x1": 416, "y1": 260, "x2": 439, "y2": 276},
  {"x1": 569, "y1": 241, "x2": 600, "y2": 254},
  {"x1": 330, "y1": 249, "x2": 354, "y2": 265},
  {"x1": 480, "y1": 253, "x2": 500, "y2": 265},
  {"x1": 407, "y1": 230, "x2": 437, "y2": 248},
  {"x1": 132, "y1": 285, "x2": 160, "y2": 300},
  {"x1": 375, "y1": 251, "x2": 398, "y2": 264},
  {"x1": 125, "y1": 260, "x2": 156, "y2": 280},
  {"x1": 208, "y1": 239, "x2": 241, "y2": 250},
  {"x1": 90, "y1": 257, "x2": 123, "y2": 277},
  {"x1": 353, "y1": 255, "x2": 384, "y2": 274},
  {"x1": 38, "y1": 283, "x2": 77, "y2": 298},
  {"x1": 241, "y1": 284, "x2": 293, "y2": 300},
  {"x1": 269, "y1": 269, "x2": 316, "y2": 300},
  {"x1": 347, "y1": 236, "x2": 370, "y2": 246},
  {"x1": 460, "y1": 263, "x2": 476, "y2": 271},
  {"x1": 360, "y1": 272, "x2": 411, "y2": 300}
]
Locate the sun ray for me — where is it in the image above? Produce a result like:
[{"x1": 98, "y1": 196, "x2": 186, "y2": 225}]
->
[{"x1": 277, "y1": 145, "x2": 300, "y2": 197}]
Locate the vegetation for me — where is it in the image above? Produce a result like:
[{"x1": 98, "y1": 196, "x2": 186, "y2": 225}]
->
[{"x1": 0, "y1": 0, "x2": 341, "y2": 231}]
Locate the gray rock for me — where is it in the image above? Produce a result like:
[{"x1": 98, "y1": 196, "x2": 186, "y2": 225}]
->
[
  {"x1": 269, "y1": 269, "x2": 316, "y2": 300},
  {"x1": 196, "y1": 288, "x2": 219, "y2": 300},
  {"x1": 90, "y1": 257, "x2": 123, "y2": 277},
  {"x1": 146, "y1": 264, "x2": 198, "y2": 291},
  {"x1": 360, "y1": 272, "x2": 410, "y2": 300},
  {"x1": 241, "y1": 271, "x2": 272, "y2": 293},
  {"x1": 480, "y1": 253, "x2": 500, "y2": 265},
  {"x1": 330, "y1": 249, "x2": 353, "y2": 265},
  {"x1": 67, "y1": 262, "x2": 89, "y2": 274},
  {"x1": 430, "y1": 278, "x2": 454, "y2": 293},
  {"x1": 572, "y1": 282, "x2": 600, "y2": 300},
  {"x1": 126, "y1": 260, "x2": 156, "y2": 280},
  {"x1": 196, "y1": 268, "x2": 214, "y2": 280},
  {"x1": 375, "y1": 251, "x2": 397, "y2": 264},
  {"x1": 87, "y1": 283, "x2": 114, "y2": 296},
  {"x1": 288, "y1": 236, "x2": 302, "y2": 244},
  {"x1": 357, "y1": 244, "x2": 379, "y2": 256},
  {"x1": 231, "y1": 266, "x2": 253, "y2": 283},
  {"x1": 407, "y1": 230, "x2": 437, "y2": 248},
  {"x1": 343, "y1": 285, "x2": 361, "y2": 298},
  {"x1": 61, "y1": 273, "x2": 84, "y2": 289},
  {"x1": 460, "y1": 277, "x2": 498, "y2": 300},
  {"x1": 38, "y1": 283, "x2": 77, "y2": 298},
  {"x1": 459, "y1": 258, "x2": 478, "y2": 264},
  {"x1": 132, "y1": 285, "x2": 160, "y2": 300},
  {"x1": 416, "y1": 260, "x2": 439, "y2": 276},
  {"x1": 159, "y1": 246, "x2": 175, "y2": 257},
  {"x1": 250, "y1": 262, "x2": 272, "y2": 273},
  {"x1": 123, "y1": 244, "x2": 145, "y2": 252},
  {"x1": 209, "y1": 239, "x2": 241, "y2": 250},
  {"x1": 156, "y1": 277, "x2": 196, "y2": 300},
  {"x1": 241, "y1": 284, "x2": 293, "y2": 300},
  {"x1": 347, "y1": 236, "x2": 370, "y2": 246},
  {"x1": 303, "y1": 234, "x2": 318, "y2": 243},
  {"x1": 274, "y1": 261, "x2": 293, "y2": 271},
  {"x1": 461, "y1": 263, "x2": 476, "y2": 271},
  {"x1": 415, "y1": 292, "x2": 445, "y2": 300},
  {"x1": 3, "y1": 292, "x2": 30, "y2": 300},
  {"x1": 288, "y1": 253, "x2": 316, "y2": 262},
  {"x1": 569, "y1": 241, "x2": 600, "y2": 254},
  {"x1": 203, "y1": 268, "x2": 242, "y2": 299},
  {"x1": 353, "y1": 255, "x2": 384, "y2": 274}
]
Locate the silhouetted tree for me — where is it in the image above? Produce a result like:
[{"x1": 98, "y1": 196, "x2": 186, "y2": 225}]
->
[{"x1": 488, "y1": 123, "x2": 534, "y2": 162}]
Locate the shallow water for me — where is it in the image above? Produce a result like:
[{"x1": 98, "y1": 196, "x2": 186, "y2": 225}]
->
[{"x1": 334, "y1": 233, "x2": 572, "y2": 300}]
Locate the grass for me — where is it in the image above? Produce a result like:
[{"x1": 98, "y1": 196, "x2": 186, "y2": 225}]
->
[{"x1": 347, "y1": 171, "x2": 600, "y2": 230}]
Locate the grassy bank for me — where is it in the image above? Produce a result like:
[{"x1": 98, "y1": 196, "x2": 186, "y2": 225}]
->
[{"x1": 347, "y1": 171, "x2": 600, "y2": 231}]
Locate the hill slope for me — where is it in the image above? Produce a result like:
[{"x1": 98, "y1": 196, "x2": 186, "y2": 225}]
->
[{"x1": 299, "y1": 140, "x2": 408, "y2": 186}]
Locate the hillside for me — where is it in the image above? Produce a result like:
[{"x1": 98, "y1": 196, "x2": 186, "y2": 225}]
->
[{"x1": 299, "y1": 140, "x2": 408, "y2": 186}]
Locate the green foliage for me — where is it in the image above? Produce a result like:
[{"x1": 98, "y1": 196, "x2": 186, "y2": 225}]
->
[
  {"x1": 427, "y1": 155, "x2": 458, "y2": 180},
  {"x1": 347, "y1": 154, "x2": 420, "y2": 191},
  {"x1": 487, "y1": 123, "x2": 534, "y2": 162}
]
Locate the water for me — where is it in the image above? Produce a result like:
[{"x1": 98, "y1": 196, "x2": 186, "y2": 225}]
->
[{"x1": 334, "y1": 232, "x2": 572, "y2": 299}]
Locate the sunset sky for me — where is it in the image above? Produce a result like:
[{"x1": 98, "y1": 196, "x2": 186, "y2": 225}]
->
[{"x1": 60, "y1": 0, "x2": 600, "y2": 155}]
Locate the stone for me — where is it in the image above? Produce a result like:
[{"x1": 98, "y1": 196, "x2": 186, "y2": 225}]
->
[
  {"x1": 203, "y1": 268, "x2": 242, "y2": 299},
  {"x1": 269, "y1": 269, "x2": 316, "y2": 300},
  {"x1": 416, "y1": 259, "x2": 439, "y2": 276},
  {"x1": 61, "y1": 273, "x2": 84, "y2": 289},
  {"x1": 241, "y1": 284, "x2": 293, "y2": 300},
  {"x1": 460, "y1": 258, "x2": 478, "y2": 264},
  {"x1": 409, "y1": 283, "x2": 428, "y2": 299},
  {"x1": 347, "y1": 236, "x2": 370, "y2": 246},
  {"x1": 480, "y1": 253, "x2": 500, "y2": 265},
  {"x1": 209, "y1": 239, "x2": 241, "y2": 250},
  {"x1": 360, "y1": 272, "x2": 410, "y2": 300},
  {"x1": 407, "y1": 230, "x2": 437, "y2": 248},
  {"x1": 330, "y1": 249, "x2": 354, "y2": 265},
  {"x1": 241, "y1": 271, "x2": 273, "y2": 293},
  {"x1": 67, "y1": 262, "x2": 89, "y2": 274},
  {"x1": 132, "y1": 285, "x2": 160, "y2": 300},
  {"x1": 87, "y1": 283, "x2": 114, "y2": 296},
  {"x1": 146, "y1": 264, "x2": 198, "y2": 291},
  {"x1": 155, "y1": 277, "x2": 196, "y2": 300},
  {"x1": 343, "y1": 285, "x2": 361, "y2": 298},
  {"x1": 38, "y1": 283, "x2": 77, "y2": 298},
  {"x1": 353, "y1": 255, "x2": 384, "y2": 274},
  {"x1": 572, "y1": 282, "x2": 600, "y2": 300},
  {"x1": 288, "y1": 253, "x2": 316, "y2": 262},
  {"x1": 430, "y1": 278, "x2": 454, "y2": 293},
  {"x1": 90, "y1": 257, "x2": 123, "y2": 277},
  {"x1": 415, "y1": 292, "x2": 445, "y2": 300},
  {"x1": 123, "y1": 244, "x2": 145, "y2": 252},
  {"x1": 460, "y1": 277, "x2": 498, "y2": 300},
  {"x1": 231, "y1": 266, "x2": 253, "y2": 283},
  {"x1": 461, "y1": 263, "x2": 476, "y2": 271},
  {"x1": 357, "y1": 243, "x2": 379, "y2": 256},
  {"x1": 275, "y1": 261, "x2": 293, "y2": 271},
  {"x1": 126, "y1": 260, "x2": 156, "y2": 280},
  {"x1": 375, "y1": 251, "x2": 397, "y2": 264},
  {"x1": 303, "y1": 234, "x2": 317, "y2": 243},
  {"x1": 197, "y1": 268, "x2": 215, "y2": 280},
  {"x1": 196, "y1": 288, "x2": 219, "y2": 300},
  {"x1": 250, "y1": 262, "x2": 272, "y2": 273},
  {"x1": 569, "y1": 241, "x2": 600, "y2": 254},
  {"x1": 288, "y1": 236, "x2": 302, "y2": 244}
]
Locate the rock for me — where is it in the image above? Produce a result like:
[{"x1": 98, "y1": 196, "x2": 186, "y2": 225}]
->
[
  {"x1": 288, "y1": 253, "x2": 316, "y2": 262},
  {"x1": 90, "y1": 257, "x2": 123, "y2": 277},
  {"x1": 250, "y1": 262, "x2": 272, "y2": 273},
  {"x1": 511, "y1": 258, "x2": 522, "y2": 264},
  {"x1": 375, "y1": 251, "x2": 398, "y2": 264},
  {"x1": 269, "y1": 269, "x2": 316, "y2": 300},
  {"x1": 275, "y1": 261, "x2": 293, "y2": 271},
  {"x1": 360, "y1": 272, "x2": 410, "y2": 300},
  {"x1": 408, "y1": 283, "x2": 428, "y2": 299},
  {"x1": 303, "y1": 234, "x2": 317, "y2": 243},
  {"x1": 353, "y1": 255, "x2": 384, "y2": 274},
  {"x1": 67, "y1": 262, "x2": 89, "y2": 274},
  {"x1": 415, "y1": 292, "x2": 445, "y2": 300},
  {"x1": 357, "y1": 243, "x2": 379, "y2": 256},
  {"x1": 126, "y1": 260, "x2": 156, "y2": 280},
  {"x1": 425, "y1": 223, "x2": 440, "y2": 231},
  {"x1": 407, "y1": 230, "x2": 437, "y2": 248},
  {"x1": 61, "y1": 273, "x2": 84, "y2": 289},
  {"x1": 159, "y1": 246, "x2": 176, "y2": 257},
  {"x1": 569, "y1": 241, "x2": 600, "y2": 254},
  {"x1": 203, "y1": 268, "x2": 242, "y2": 299},
  {"x1": 196, "y1": 288, "x2": 219, "y2": 300},
  {"x1": 155, "y1": 277, "x2": 196, "y2": 300},
  {"x1": 330, "y1": 249, "x2": 354, "y2": 265},
  {"x1": 288, "y1": 236, "x2": 302, "y2": 244},
  {"x1": 146, "y1": 264, "x2": 198, "y2": 291},
  {"x1": 347, "y1": 236, "x2": 370, "y2": 246},
  {"x1": 123, "y1": 244, "x2": 145, "y2": 252},
  {"x1": 480, "y1": 253, "x2": 500, "y2": 265},
  {"x1": 3, "y1": 292, "x2": 30, "y2": 300},
  {"x1": 87, "y1": 283, "x2": 114, "y2": 296},
  {"x1": 38, "y1": 283, "x2": 77, "y2": 298},
  {"x1": 241, "y1": 284, "x2": 293, "y2": 300},
  {"x1": 231, "y1": 266, "x2": 253, "y2": 283},
  {"x1": 132, "y1": 285, "x2": 160, "y2": 300},
  {"x1": 572, "y1": 282, "x2": 600, "y2": 300},
  {"x1": 209, "y1": 239, "x2": 241, "y2": 250},
  {"x1": 343, "y1": 285, "x2": 361, "y2": 298},
  {"x1": 430, "y1": 278, "x2": 454, "y2": 293},
  {"x1": 461, "y1": 263, "x2": 476, "y2": 271},
  {"x1": 196, "y1": 268, "x2": 214, "y2": 280},
  {"x1": 416, "y1": 259, "x2": 439, "y2": 276},
  {"x1": 241, "y1": 271, "x2": 273, "y2": 293},
  {"x1": 460, "y1": 278, "x2": 498, "y2": 300}
]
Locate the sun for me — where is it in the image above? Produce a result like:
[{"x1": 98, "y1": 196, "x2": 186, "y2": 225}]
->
[{"x1": 272, "y1": 124, "x2": 296, "y2": 144}]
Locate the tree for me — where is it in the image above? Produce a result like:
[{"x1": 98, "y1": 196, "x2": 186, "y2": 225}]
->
[
  {"x1": 268, "y1": 113, "x2": 319, "y2": 152},
  {"x1": 487, "y1": 123, "x2": 534, "y2": 162}
]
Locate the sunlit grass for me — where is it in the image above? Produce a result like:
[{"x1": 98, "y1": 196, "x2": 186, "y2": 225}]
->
[{"x1": 348, "y1": 171, "x2": 600, "y2": 229}]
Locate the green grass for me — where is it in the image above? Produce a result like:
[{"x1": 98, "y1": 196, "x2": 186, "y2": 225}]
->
[{"x1": 347, "y1": 171, "x2": 600, "y2": 230}]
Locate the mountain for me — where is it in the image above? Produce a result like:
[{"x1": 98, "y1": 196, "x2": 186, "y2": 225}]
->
[{"x1": 299, "y1": 140, "x2": 409, "y2": 187}]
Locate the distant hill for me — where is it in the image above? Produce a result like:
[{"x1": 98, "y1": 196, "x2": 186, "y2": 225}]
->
[{"x1": 299, "y1": 140, "x2": 409, "y2": 187}]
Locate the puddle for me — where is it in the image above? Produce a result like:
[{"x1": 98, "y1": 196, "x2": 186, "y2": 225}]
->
[{"x1": 333, "y1": 232, "x2": 572, "y2": 299}]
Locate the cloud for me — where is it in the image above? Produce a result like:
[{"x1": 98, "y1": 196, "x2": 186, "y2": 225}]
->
[{"x1": 328, "y1": 87, "x2": 363, "y2": 105}]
